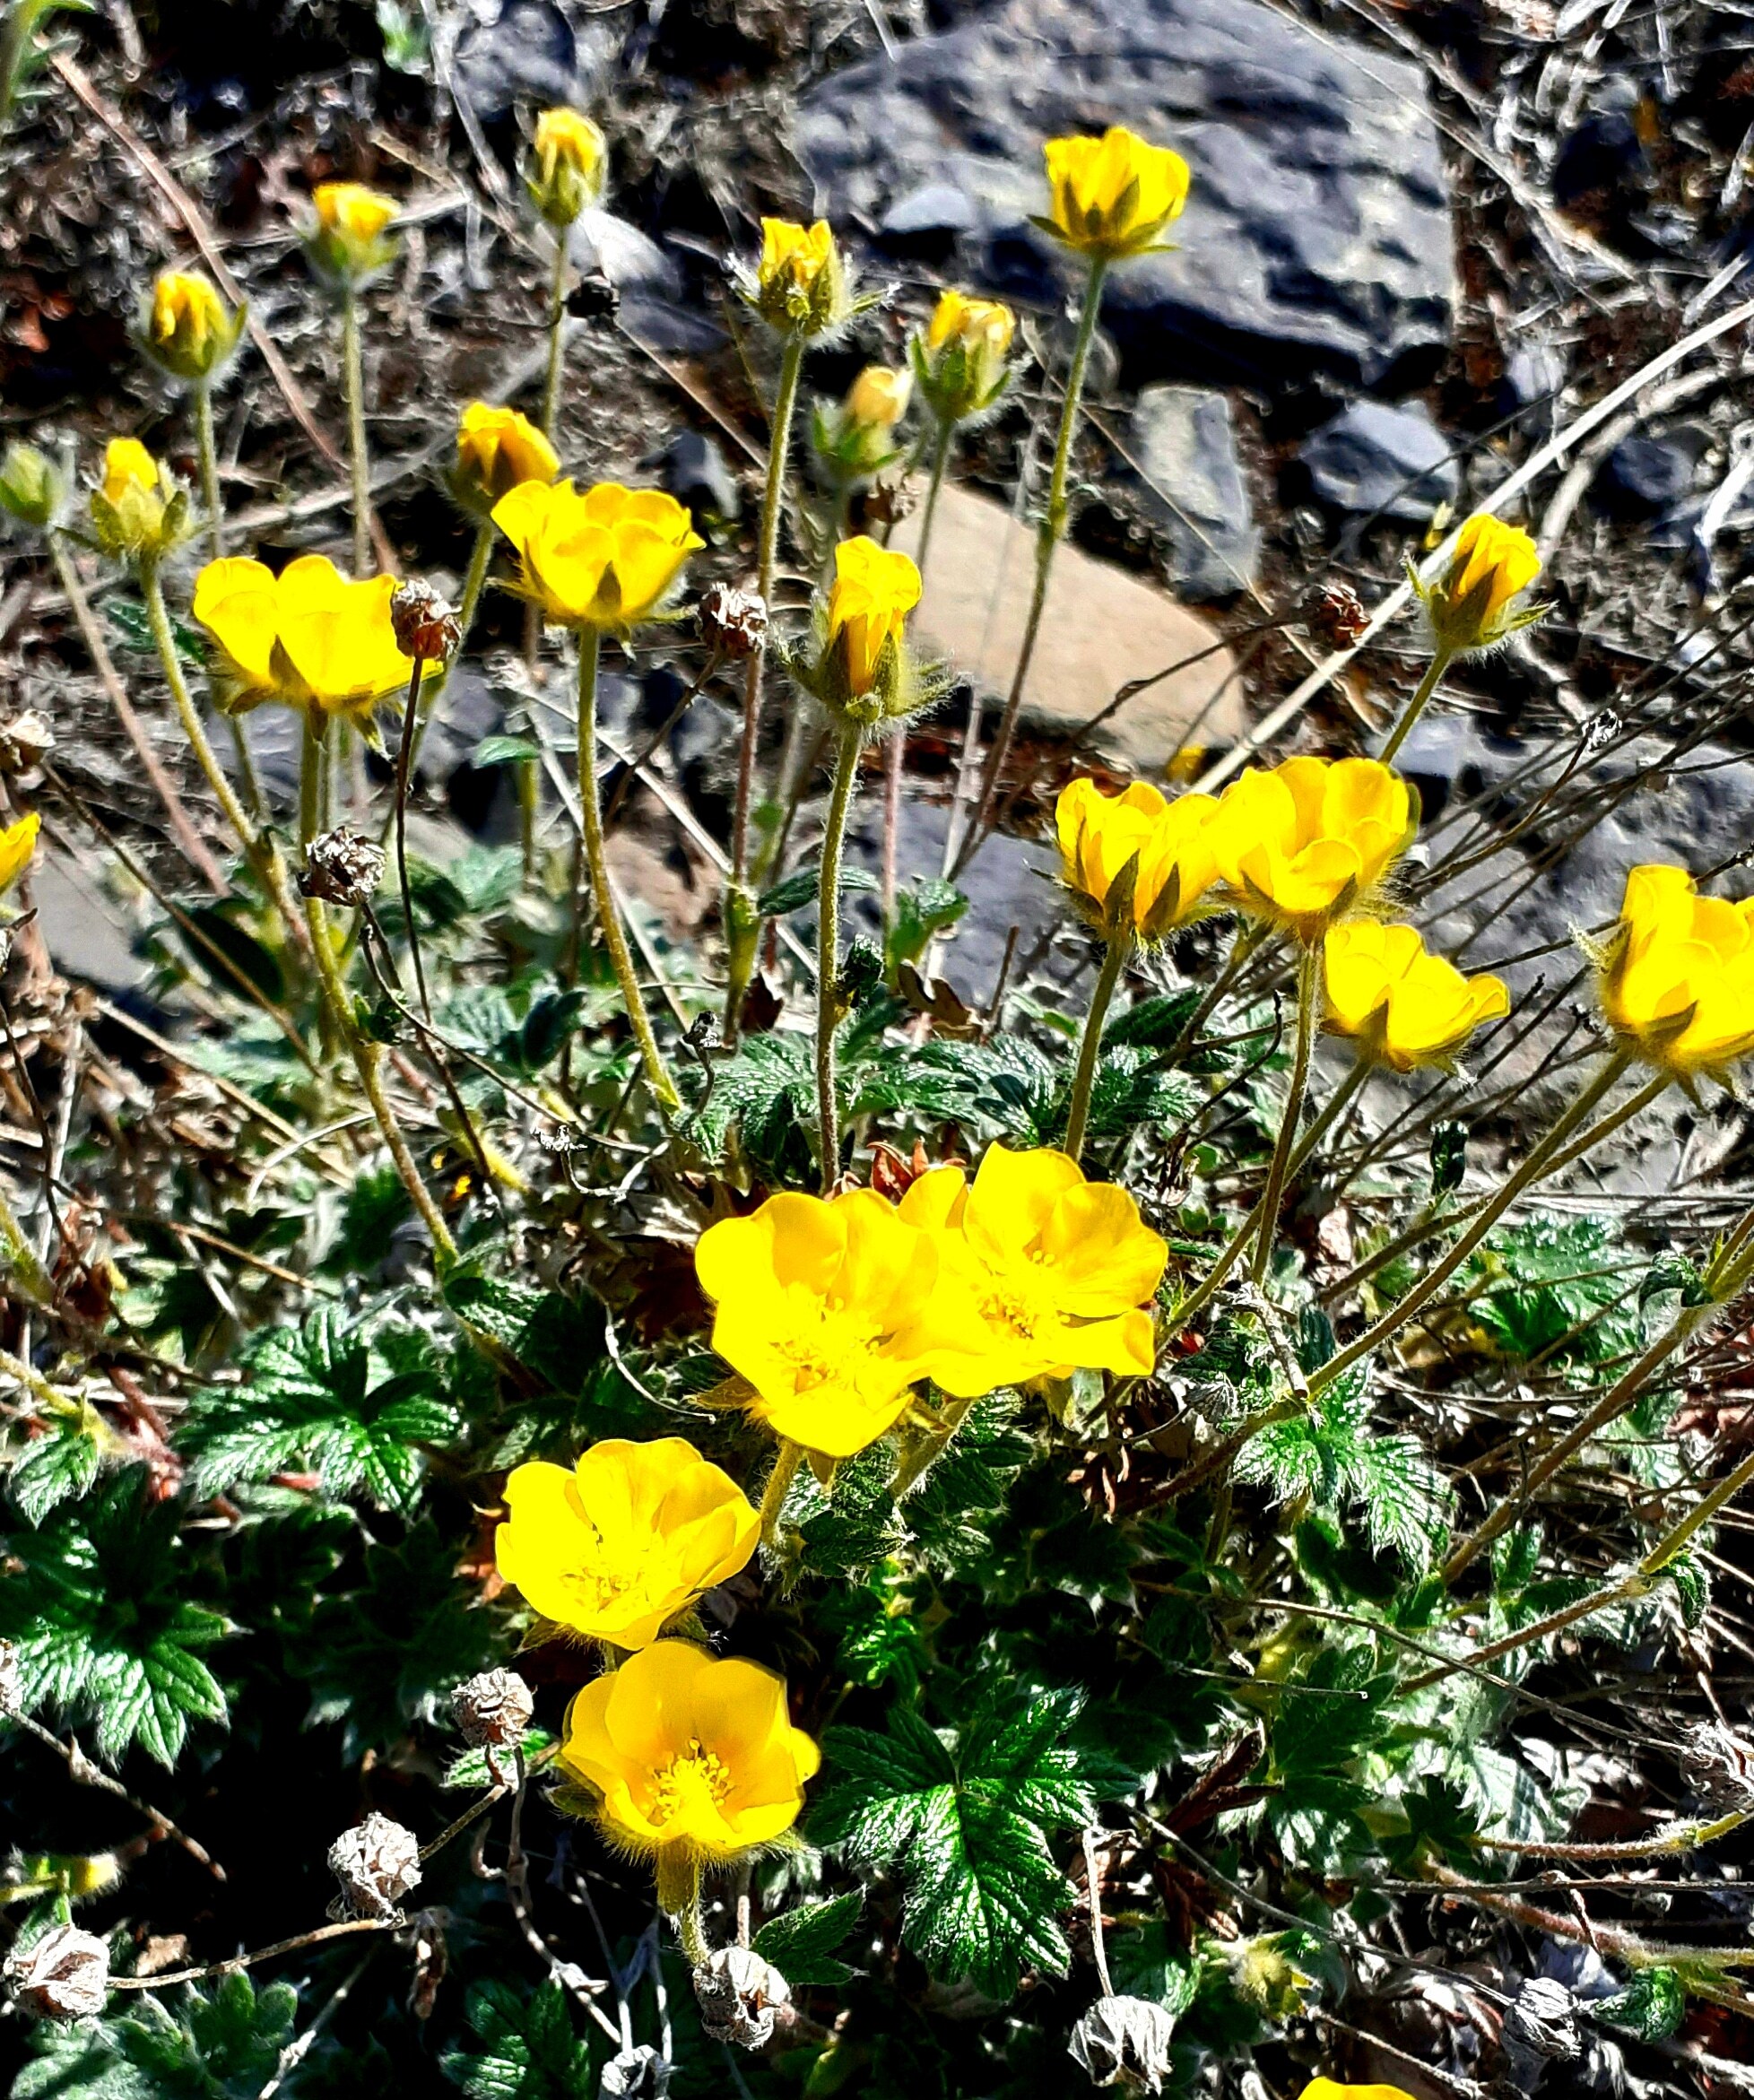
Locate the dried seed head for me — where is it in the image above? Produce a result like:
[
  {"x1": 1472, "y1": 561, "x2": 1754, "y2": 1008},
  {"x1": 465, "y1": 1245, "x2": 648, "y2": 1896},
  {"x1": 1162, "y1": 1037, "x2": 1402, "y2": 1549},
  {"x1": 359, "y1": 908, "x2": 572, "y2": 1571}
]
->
[
  {"x1": 600, "y1": 2044, "x2": 672, "y2": 2098},
  {"x1": 1584, "y1": 707, "x2": 1621, "y2": 753},
  {"x1": 4, "y1": 1924, "x2": 110, "y2": 2020},
  {"x1": 862, "y1": 475, "x2": 916, "y2": 530},
  {"x1": 692, "y1": 1945, "x2": 791, "y2": 2049},
  {"x1": 326, "y1": 1811, "x2": 422, "y2": 1922},
  {"x1": 300, "y1": 826, "x2": 386, "y2": 909},
  {"x1": 1506, "y1": 1976, "x2": 1581, "y2": 2061},
  {"x1": 0, "y1": 712, "x2": 53, "y2": 775},
  {"x1": 1068, "y1": 1994, "x2": 1177, "y2": 2092},
  {"x1": 449, "y1": 1668, "x2": 534, "y2": 1751},
  {"x1": 0, "y1": 1636, "x2": 20, "y2": 1716},
  {"x1": 697, "y1": 583, "x2": 768, "y2": 660},
  {"x1": 1310, "y1": 580, "x2": 1369, "y2": 647},
  {"x1": 1676, "y1": 1718, "x2": 1754, "y2": 1813},
  {"x1": 389, "y1": 579, "x2": 462, "y2": 663}
]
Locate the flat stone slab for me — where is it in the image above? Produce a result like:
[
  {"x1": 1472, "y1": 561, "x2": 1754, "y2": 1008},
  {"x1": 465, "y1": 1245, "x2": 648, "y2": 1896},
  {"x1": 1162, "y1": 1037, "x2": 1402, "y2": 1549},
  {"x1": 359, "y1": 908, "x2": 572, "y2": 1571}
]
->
[{"x1": 894, "y1": 482, "x2": 1243, "y2": 777}]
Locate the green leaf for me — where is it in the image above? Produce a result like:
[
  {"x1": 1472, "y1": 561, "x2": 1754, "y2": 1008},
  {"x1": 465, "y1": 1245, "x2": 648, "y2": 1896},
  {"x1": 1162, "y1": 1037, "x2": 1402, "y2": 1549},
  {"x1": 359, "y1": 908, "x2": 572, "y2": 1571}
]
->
[
  {"x1": 179, "y1": 1308, "x2": 459, "y2": 1514},
  {"x1": 439, "y1": 1978, "x2": 598, "y2": 2099},
  {"x1": 884, "y1": 877, "x2": 968, "y2": 978},
  {"x1": 473, "y1": 733, "x2": 540, "y2": 767},
  {"x1": 15, "y1": 1970, "x2": 297, "y2": 2099},
  {"x1": 7, "y1": 1401, "x2": 106, "y2": 1523},
  {"x1": 813, "y1": 1688, "x2": 1096, "y2": 1997},
  {"x1": 758, "y1": 863, "x2": 878, "y2": 917},
  {"x1": 751, "y1": 1892, "x2": 863, "y2": 1985},
  {"x1": 0, "y1": 1468, "x2": 227, "y2": 1766},
  {"x1": 1100, "y1": 987, "x2": 1201, "y2": 1052},
  {"x1": 443, "y1": 1726, "x2": 557, "y2": 1790},
  {"x1": 1596, "y1": 1965, "x2": 1684, "y2": 2042}
]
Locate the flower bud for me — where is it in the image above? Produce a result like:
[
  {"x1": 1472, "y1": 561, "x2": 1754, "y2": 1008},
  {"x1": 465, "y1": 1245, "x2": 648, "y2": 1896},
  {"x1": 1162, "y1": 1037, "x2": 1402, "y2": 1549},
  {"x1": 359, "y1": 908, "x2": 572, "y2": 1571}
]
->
[
  {"x1": 389, "y1": 579, "x2": 461, "y2": 663},
  {"x1": 4, "y1": 1924, "x2": 110, "y2": 2021},
  {"x1": 89, "y1": 438, "x2": 187, "y2": 564},
  {"x1": 698, "y1": 583, "x2": 768, "y2": 660},
  {"x1": 600, "y1": 2044, "x2": 672, "y2": 2098},
  {"x1": 746, "y1": 218, "x2": 850, "y2": 339},
  {"x1": 326, "y1": 1811, "x2": 421, "y2": 1921},
  {"x1": 813, "y1": 365, "x2": 913, "y2": 482},
  {"x1": 143, "y1": 269, "x2": 244, "y2": 386},
  {"x1": 450, "y1": 1667, "x2": 534, "y2": 1751},
  {"x1": 1067, "y1": 1994, "x2": 1177, "y2": 2092},
  {"x1": 528, "y1": 107, "x2": 607, "y2": 229},
  {"x1": 914, "y1": 289, "x2": 1015, "y2": 425},
  {"x1": 0, "y1": 442, "x2": 65, "y2": 532},
  {"x1": 1414, "y1": 511, "x2": 1543, "y2": 656},
  {"x1": 452, "y1": 402, "x2": 558, "y2": 519},
  {"x1": 300, "y1": 826, "x2": 386, "y2": 909},
  {"x1": 692, "y1": 1945, "x2": 790, "y2": 2048},
  {"x1": 1506, "y1": 1976, "x2": 1581, "y2": 2061},
  {"x1": 0, "y1": 713, "x2": 50, "y2": 776},
  {"x1": 307, "y1": 182, "x2": 399, "y2": 286}
]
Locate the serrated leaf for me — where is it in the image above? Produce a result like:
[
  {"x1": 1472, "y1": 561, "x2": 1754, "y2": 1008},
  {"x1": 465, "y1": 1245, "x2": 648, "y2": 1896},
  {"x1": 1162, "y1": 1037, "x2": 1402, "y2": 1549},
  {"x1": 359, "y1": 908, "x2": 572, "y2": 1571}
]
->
[
  {"x1": 751, "y1": 1892, "x2": 862, "y2": 1985},
  {"x1": 7, "y1": 1401, "x2": 106, "y2": 1523},
  {"x1": 439, "y1": 1977, "x2": 598, "y2": 2098},
  {"x1": 1596, "y1": 1965, "x2": 1684, "y2": 2042}
]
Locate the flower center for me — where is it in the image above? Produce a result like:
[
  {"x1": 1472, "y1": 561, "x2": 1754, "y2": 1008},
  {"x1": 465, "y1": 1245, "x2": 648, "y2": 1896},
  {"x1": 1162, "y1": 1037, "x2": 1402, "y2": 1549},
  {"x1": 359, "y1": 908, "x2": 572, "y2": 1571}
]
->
[
  {"x1": 647, "y1": 1739, "x2": 733, "y2": 1829},
  {"x1": 558, "y1": 1524, "x2": 652, "y2": 1618},
  {"x1": 774, "y1": 1290, "x2": 887, "y2": 1393}
]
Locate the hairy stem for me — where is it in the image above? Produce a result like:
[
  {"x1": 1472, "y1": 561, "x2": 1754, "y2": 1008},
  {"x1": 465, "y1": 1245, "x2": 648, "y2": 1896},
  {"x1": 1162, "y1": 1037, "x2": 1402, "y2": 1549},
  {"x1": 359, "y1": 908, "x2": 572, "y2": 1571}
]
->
[
  {"x1": 1249, "y1": 940, "x2": 1320, "y2": 1287},
  {"x1": 540, "y1": 228, "x2": 569, "y2": 441},
  {"x1": 816, "y1": 721, "x2": 863, "y2": 1187},
  {"x1": 392, "y1": 657, "x2": 432, "y2": 1024},
  {"x1": 1064, "y1": 933, "x2": 1129, "y2": 1165},
  {"x1": 882, "y1": 416, "x2": 955, "y2": 924},
  {"x1": 1379, "y1": 643, "x2": 1454, "y2": 766},
  {"x1": 404, "y1": 519, "x2": 493, "y2": 787},
  {"x1": 759, "y1": 1438, "x2": 803, "y2": 1549},
  {"x1": 340, "y1": 286, "x2": 372, "y2": 581}
]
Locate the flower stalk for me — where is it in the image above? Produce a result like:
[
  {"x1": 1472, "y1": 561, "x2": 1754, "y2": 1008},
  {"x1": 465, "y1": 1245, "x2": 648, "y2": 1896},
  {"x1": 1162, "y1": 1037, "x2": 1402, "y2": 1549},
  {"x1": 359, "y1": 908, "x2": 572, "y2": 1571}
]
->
[
  {"x1": 816, "y1": 720, "x2": 863, "y2": 1187},
  {"x1": 758, "y1": 1438, "x2": 803, "y2": 1550},
  {"x1": 1248, "y1": 941, "x2": 1320, "y2": 1285},
  {"x1": 1064, "y1": 933, "x2": 1128, "y2": 1166},
  {"x1": 540, "y1": 230, "x2": 569, "y2": 441},
  {"x1": 1378, "y1": 643, "x2": 1454, "y2": 767},
  {"x1": 340, "y1": 285, "x2": 373, "y2": 583}
]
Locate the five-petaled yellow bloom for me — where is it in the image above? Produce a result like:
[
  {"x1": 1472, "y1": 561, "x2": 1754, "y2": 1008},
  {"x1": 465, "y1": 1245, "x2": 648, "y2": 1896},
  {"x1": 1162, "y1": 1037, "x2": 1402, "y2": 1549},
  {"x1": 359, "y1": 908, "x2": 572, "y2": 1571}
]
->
[
  {"x1": 560, "y1": 1639, "x2": 820, "y2": 1911},
  {"x1": 491, "y1": 480, "x2": 703, "y2": 631},
  {"x1": 1417, "y1": 512, "x2": 1543, "y2": 656},
  {"x1": 453, "y1": 402, "x2": 560, "y2": 517},
  {"x1": 824, "y1": 535, "x2": 921, "y2": 704},
  {"x1": 91, "y1": 438, "x2": 179, "y2": 561},
  {"x1": 1298, "y1": 2084, "x2": 1416, "y2": 2100},
  {"x1": 529, "y1": 106, "x2": 607, "y2": 227},
  {"x1": 0, "y1": 812, "x2": 39, "y2": 896},
  {"x1": 308, "y1": 182, "x2": 399, "y2": 281},
  {"x1": 1056, "y1": 777, "x2": 1221, "y2": 941},
  {"x1": 1042, "y1": 126, "x2": 1191, "y2": 260},
  {"x1": 751, "y1": 217, "x2": 848, "y2": 336},
  {"x1": 146, "y1": 270, "x2": 240, "y2": 385},
  {"x1": 899, "y1": 1144, "x2": 1167, "y2": 1394},
  {"x1": 1323, "y1": 922, "x2": 1508, "y2": 1072},
  {"x1": 1211, "y1": 756, "x2": 1417, "y2": 942},
  {"x1": 694, "y1": 1188, "x2": 963, "y2": 1459},
  {"x1": 192, "y1": 554, "x2": 434, "y2": 724},
  {"x1": 495, "y1": 1437, "x2": 758, "y2": 1650},
  {"x1": 1594, "y1": 863, "x2": 1754, "y2": 1079},
  {"x1": 916, "y1": 289, "x2": 1015, "y2": 423}
]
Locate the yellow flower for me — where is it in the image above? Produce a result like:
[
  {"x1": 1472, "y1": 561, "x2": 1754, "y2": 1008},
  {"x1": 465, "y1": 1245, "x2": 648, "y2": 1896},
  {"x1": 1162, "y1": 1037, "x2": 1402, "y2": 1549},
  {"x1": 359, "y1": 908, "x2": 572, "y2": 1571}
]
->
[
  {"x1": 693, "y1": 1188, "x2": 964, "y2": 1458},
  {"x1": 916, "y1": 288, "x2": 1015, "y2": 422},
  {"x1": 0, "y1": 812, "x2": 39, "y2": 895},
  {"x1": 1322, "y1": 922, "x2": 1508, "y2": 1072},
  {"x1": 750, "y1": 217, "x2": 849, "y2": 336},
  {"x1": 191, "y1": 554, "x2": 433, "y2": 724},
  {"x1": 1055, "y1": 777, "x2": 1221, "y2": 941},
  {"x1": 495, "y1": 1437, "x2": 758, "y2": 1650},
  {"x1": 491, "y1": 479, "x2": 703, "y2": 631},
  {"x1": 453, "y1": 402, "x2": 560, "y2": 517},
  {"x1": 1417, "y1": 511, "x2": 1543, "y2": 655},
  {"x1": 846, "y1": 365, "x2": 911, "y2": 433},
  {"x1": 1297, "y1": 2085, "x2": 1417, "y2": 2100},
  {"x1": 1211, "y1": 756, "x2": 1418, "y2": 942},
  {"x1": 1042, "y1": 126, "x2": 1191, "y2": 261},
  {"x1": 560, "y1": 1639, "x2": 820, "y2": 1905},
  {"x1": 899, "y1": 1143, "x2": 1167, "y2": 1395},
  {"x1": 91, "y1": 438, "x2": 182, "y2": 561},
  {"x1": 528, "y1": 106, "x2": 607, "y2": 227},
  {"x1": 1595, "y1": 863, "x2": 1754, "y2": 1078},
  {"x1": 824, "y1": 534, "x2": 921, "y2": 704},
  {"x1": 308, "y1": 182, "x2": 399, "y2": 282},
  {"x1": 144, "y1": 270, "x2": 241, "y2": 384}
]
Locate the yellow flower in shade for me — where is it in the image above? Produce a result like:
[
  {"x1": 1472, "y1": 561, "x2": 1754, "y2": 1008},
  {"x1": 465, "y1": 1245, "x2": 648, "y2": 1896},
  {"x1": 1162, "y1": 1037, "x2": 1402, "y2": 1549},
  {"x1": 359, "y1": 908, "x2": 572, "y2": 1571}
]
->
[
  {"x1": 1056, "y1": 777, "x2": 1221, "y2": 942},
  {"x1": 491, "y1": 479, "x2": 703, "y2": 631},
  {"x1": 0, "y1": 812, "x2": 39, "y2": 895},
  {"x1": 749, "y1": 217, "x2": 849, "y2": 336},
  {"x1": 916, "y1": 288, "x2": 1016, "y2": 423},
  {"x1": 528, "y1": 106, "x2": 607, "y2": 227},
  {"x1": 1211, "y1": 755, "x2": 1418, "y2": 942},
  {"x1": 452, "y1": 402, "x2": 560, "y2": 517},
  {"x1": 899, "y1": 1143, "x2": 1168, "y2": 1396},
  {"x1": 495, "y1": 1438, "x2": 758, "y2": 1650},
  {"x1": 1594, "y1": 863, "x2": 1754, "y2": 1079},
  {"x1": 1042, "y1": 126, "x2": 1191, "y2": 260},
  {"x1": 693, "y1": 1189, "x2": 965, "y2": 1459},
  {"x1": 144, "y1": 270, "x2": 241, "y2": 385},
  {"x1": 308, "y1": 182, "x2": 399, "y2": 281},
  {"x1": 560, "y1": 1639, "x2": 820, "y2": 1908},
  {"x1": 191, "y1": 554, "x2": 434, "y2": 724},
  {"x1": 1416, "y1": 511, "x2": 1544, "y2": 655},
  {"x1": 823, "y1": 534, "x2": 921, "y2": 707},
  {"x1": 847, "y1": 365, "x2": 911, "y2": 433},
  {"x1": 1298, "y1": 2084, "x2": 1417, "y2": 2100},
  {"x1": 1323, "y1": 922, "x2": 1508, "y2": 1072},
  {"x1": 91, "y1": 438, "x2": 182, "y2": 561}
]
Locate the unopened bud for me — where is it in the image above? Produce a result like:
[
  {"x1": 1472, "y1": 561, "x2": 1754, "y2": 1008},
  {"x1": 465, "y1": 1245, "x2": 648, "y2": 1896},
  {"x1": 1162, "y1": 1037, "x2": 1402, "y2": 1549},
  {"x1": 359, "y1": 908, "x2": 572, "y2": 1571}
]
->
[
  {"x1": 1506, "y1": 1976, "x2": 1581, "y2": 2061},
  {"x1": 450, "y1": 1668, "x2": 533, "y2": 1752},
  {"x1": 326, "y1": 1811, "x2": 421, "y2": 1922},
  {"x1": 600, "y1": 2044, "x2": 672, "y2": 2098},
  {"x1": 692, "y1": 1945, "x2": 790, "y2": 2049},
  {"x1": 390, "y1": 580, "x2": 461, "y2": 664},
  {"x1": 4, "y1": 1924, "x2": 110, "y2": 2020},
  {"x1": 0, "y1": 1636, "x2": 20, "y2": 1715},
  {"x1": 0, "y1": 444, "x2": 65, "y2": 533},
  {"x1": 300, "y1": 826, "x2": 385, "y2": 909},
  {"x1": 0, "y1": 713, "x2": 54, "y2": 775},
  {"x1": 1676, "y1": 1718, "x2": 1754, "y2": 1814},
  {"x1": 1068, "y1": 1995, "x2": 1177, "y2": 2093},
  {"x1": 698, "y1": 583, "x2": 767, "y2": 660}
]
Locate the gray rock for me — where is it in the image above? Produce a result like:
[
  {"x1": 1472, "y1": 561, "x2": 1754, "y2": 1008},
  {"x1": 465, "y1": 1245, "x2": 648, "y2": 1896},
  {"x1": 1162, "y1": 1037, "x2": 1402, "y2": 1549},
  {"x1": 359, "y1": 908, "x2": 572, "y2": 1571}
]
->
[
  {"x1": 1591, "y1": 433, "x2": 1702, "y2": 522},
  {"x1": 1298, "y1": 398, "x2": 1458, "y2": 523},
  {"x1": 453, "y1": 1, "x2": 609, "y2": 125},
  {"x1": 1128, "y1": 386, "x2": 1259, "y2": 600},
  {"x1": 795, "y1": 0, "x2": 1454, "y2": 389},
  {"x1": 1502, "y1": 342, "x2": 1566, "y2": 425},
  {"x1": 656, "y1": 430, "x2": 741, "y2": 529}
]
